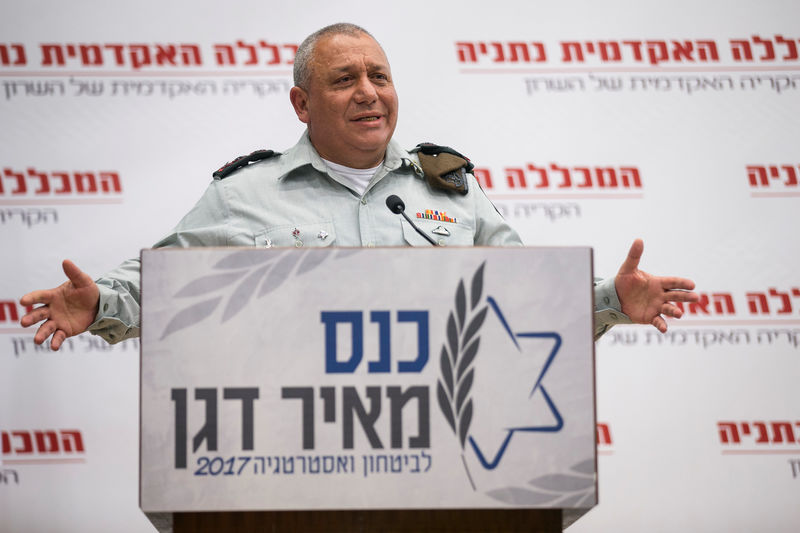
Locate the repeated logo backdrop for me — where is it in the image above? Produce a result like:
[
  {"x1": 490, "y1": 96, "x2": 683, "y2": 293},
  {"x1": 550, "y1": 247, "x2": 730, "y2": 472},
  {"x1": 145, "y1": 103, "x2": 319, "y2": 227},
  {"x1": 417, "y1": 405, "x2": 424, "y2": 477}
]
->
[{"x1": 1, "y1": 1, "x2": 798, "y2": 532}]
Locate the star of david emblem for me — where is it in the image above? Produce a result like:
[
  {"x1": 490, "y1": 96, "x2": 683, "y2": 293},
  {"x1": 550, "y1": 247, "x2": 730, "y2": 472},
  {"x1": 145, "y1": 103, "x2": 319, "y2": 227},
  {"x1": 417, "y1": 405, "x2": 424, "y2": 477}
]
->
[
  {"x1": 466, "y1": 296, "x2": 563, "y2": 470},
  {"x1": 436, "y1": 262, "x2": 564, "y2": 475}
]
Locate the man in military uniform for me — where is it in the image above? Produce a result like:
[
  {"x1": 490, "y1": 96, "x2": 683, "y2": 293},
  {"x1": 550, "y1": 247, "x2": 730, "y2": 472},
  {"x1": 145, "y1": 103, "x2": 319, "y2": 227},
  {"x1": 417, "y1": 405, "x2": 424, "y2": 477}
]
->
[{"x1": 19, "y1": 23, "x2": 698, "y2": 349}]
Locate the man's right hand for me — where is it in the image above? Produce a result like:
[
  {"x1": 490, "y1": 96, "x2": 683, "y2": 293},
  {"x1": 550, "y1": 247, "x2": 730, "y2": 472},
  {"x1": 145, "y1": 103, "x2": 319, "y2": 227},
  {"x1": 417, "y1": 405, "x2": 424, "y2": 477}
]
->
[{"x1": 19, "y1": 260, "x2": 100, "y2": 351}]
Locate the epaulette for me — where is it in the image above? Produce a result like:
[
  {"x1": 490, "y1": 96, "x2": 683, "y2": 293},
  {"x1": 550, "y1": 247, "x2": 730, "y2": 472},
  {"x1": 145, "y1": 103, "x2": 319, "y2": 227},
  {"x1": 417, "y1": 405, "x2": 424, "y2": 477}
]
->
[
  {"x1": 410, "y1": 143, "x2": 473, "y2": 195},
  {"x1": 212, "y1": 149, "x2": 280, "y2": 179}
]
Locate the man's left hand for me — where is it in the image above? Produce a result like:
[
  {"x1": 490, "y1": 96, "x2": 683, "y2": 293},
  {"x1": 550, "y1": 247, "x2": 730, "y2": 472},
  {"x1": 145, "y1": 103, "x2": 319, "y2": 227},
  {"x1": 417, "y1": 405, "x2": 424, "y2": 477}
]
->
[{"x1": 615, "y1": 239, "x2": 699, "y2": 333}]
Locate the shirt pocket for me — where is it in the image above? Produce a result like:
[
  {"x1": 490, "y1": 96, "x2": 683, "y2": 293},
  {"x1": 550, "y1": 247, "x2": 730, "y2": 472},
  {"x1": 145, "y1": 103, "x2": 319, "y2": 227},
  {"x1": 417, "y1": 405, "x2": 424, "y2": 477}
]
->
[
  {"x1": 255, "y1": 221, "x2": 336, "y2": 248},
  {"x1": 401, "y1": 218, "x2": 474, "y2": 247}
]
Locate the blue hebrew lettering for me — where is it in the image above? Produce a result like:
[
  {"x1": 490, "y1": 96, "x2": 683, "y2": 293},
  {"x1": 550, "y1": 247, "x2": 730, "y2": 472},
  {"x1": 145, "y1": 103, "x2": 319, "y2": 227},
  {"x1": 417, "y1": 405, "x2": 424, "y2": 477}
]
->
[
  {"x1": 368, "y1": 311, "x2": 391, "y2": 373},
  {"x1": 322, "y1": 311, "x2": 364, "y2": 373},
  {"x1": 397, "y1": 311, "x2": 429, "y2": 372}
]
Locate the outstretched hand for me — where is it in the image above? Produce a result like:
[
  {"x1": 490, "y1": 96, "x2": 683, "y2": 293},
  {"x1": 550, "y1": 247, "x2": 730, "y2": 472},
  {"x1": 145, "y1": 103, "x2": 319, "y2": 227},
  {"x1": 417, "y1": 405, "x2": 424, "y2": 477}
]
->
[
  {"x1": 615, "y1": 239, "x2": 699, "y2": 333},
  {"x1": 19, "y1": 260, "x2": 100, "y2": 350}
]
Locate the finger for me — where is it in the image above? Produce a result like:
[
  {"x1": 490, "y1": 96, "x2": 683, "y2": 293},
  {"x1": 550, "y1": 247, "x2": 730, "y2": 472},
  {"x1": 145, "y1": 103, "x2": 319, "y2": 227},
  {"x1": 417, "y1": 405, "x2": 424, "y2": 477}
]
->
[
  {"x1": 651, "y1": 315, "x2": 667, "y2": 333},
  {"x1": 62, "y1": 259, "x2": 94, "y2": 289},
  {"x1": 20, "y1": 289, "x2": 54, "y2": 307},
  {"x1": 34, "y1": 319, "x2": 57, "y2": 345},
  {"x1": 659, "y1": 276, "x2": 697, "y2": 292},
  {"x1": 618, "y1": 239, "x2": 644, "y2": 275},
  {"x1": 661, "y1": 303, "x2": 683, "y2": 319},
  {"x1": 663, "y1": 289, "x2": 700, "y2": 303},
  {"x1": 51, "y1": 330, "x2": 67, "y2": 351},
  {"x1": 20, "y1": 306, "x2": 50, "y2": 327}
]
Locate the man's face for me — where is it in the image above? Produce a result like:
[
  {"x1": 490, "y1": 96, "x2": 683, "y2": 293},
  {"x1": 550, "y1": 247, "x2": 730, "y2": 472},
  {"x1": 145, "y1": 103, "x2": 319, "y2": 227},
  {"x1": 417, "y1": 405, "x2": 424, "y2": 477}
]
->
[{"x1": 290, "y1": 32, "x2": 399, "y2": 169}]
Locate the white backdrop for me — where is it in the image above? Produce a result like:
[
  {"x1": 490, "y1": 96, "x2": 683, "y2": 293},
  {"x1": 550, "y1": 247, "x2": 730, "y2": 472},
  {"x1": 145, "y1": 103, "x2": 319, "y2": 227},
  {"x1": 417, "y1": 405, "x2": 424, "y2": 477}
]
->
[{"x1": 1, "y1": 1, "x2": 798, "y2": 532}]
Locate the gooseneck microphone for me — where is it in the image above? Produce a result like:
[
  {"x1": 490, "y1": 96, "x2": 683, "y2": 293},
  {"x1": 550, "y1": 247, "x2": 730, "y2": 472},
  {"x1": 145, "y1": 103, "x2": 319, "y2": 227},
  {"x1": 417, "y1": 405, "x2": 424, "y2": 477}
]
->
[{"x1": 385, "y1": 195, "x2": 439, "y2": 246}]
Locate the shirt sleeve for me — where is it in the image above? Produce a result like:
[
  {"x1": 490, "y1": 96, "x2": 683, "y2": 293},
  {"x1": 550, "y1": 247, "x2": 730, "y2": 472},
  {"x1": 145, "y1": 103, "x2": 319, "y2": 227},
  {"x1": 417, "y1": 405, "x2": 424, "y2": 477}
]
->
[
  {"x1": 88, "y1": 180, "x2": 233, "y2": 344},
  {"x1": 593, "y1": 276, "x2": 632, "y2": 340},
  {"x1": 470, "y1": 174, "x2": 524, "y2": 246}
]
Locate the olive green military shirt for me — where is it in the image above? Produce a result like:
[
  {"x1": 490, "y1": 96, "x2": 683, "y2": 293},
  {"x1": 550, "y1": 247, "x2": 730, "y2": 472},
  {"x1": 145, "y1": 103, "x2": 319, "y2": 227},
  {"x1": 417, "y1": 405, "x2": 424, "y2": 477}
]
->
[{"x1": 90, "y1": 132, "x2": 629, "y2": 344}]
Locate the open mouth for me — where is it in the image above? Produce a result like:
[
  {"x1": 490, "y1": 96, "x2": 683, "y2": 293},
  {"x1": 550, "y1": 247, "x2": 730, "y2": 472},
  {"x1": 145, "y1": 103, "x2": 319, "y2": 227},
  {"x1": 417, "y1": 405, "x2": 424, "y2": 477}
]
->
[{"x1": 353, "y1": 115, "x2": 381, "y2": 122}]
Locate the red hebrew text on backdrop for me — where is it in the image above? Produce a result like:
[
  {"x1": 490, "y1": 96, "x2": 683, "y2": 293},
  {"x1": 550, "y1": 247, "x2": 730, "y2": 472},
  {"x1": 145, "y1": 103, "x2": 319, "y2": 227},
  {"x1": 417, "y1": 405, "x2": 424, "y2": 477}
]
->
[
  {"x1": 0, "y1": 43, "x2": 26, "y2": 66},
  {"x1": 506, "y1": 165, "x2": 640, "y2": 189},
  {"x1": 674, "y1": 288, "x2": 800, "y2": 317},
  {"x1": 1, "y1": 430, "x2": 85, "y2": 456},
  {"x1": 559, "y1": 40, "x2": 719, "y2": 65},
  {"x1": 747, "y1": 165, "x2": 799, "y2": 188},
  {"x1": 473, "y1": 168, "x2": 493, "y2": 189},
  {"x1": 0, "y1": 169, "x2": 121, "y2": 197},
  {"x1": 213, "y1": 41, "x2": 298, "y2": 66},
  {"x1": 455, "y1": 36, "x2": 800, "y2": 66},
  {"x1": 718, "y1": 421, "x2": 800, "y2": 446},
  {"x1": 456, "y1": 41, "x2": 547, "y2": 63},
  {"x1": 472, "y1": 165, "x2": 641, "y2": 192},
  {"x1": 597, "y1": 423, "x2": 612, "y2": 446},
  {"x1": 674, "y1": 293, "x2": 736, "y2": 315},
  {"x1": 40, "y1": 43, "x2": 201, "y2": 68},
  {"x1": 731, "y1": 36, "x2": 799, "y2": 61},
  {"x1": 0, "y1": 42, "x2": 298, "y2": 69},
  {"x1": 0, "y1": 301, "x2": 33, "y2": 324}
]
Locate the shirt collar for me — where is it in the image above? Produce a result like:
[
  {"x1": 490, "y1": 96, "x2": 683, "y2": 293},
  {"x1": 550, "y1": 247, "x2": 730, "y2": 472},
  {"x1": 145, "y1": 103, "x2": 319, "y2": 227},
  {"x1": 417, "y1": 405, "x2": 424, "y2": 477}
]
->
[{"x1": 277, "y1": 130, "x2": 413, "y2": 180}]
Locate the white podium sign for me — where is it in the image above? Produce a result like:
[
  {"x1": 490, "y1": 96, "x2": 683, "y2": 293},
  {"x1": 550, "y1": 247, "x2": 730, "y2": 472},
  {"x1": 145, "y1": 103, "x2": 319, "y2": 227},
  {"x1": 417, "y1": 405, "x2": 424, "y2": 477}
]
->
[{"x1": 140, "y1": 247, "x2": 596, "y2": 514}]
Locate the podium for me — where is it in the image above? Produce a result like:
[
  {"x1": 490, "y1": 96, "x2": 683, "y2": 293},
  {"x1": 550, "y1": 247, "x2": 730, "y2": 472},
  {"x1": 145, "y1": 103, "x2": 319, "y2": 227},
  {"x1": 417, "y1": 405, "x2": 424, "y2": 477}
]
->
[{"x1": 140, "y1": 247, "x2": 597, "y2": 532}]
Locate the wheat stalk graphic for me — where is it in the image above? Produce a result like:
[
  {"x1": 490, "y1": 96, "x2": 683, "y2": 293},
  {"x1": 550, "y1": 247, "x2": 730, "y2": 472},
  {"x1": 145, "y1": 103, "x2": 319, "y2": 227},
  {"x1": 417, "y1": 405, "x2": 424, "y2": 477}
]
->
[{"x1": 436, "y1": 262, "x2": 488, "y2": 490}]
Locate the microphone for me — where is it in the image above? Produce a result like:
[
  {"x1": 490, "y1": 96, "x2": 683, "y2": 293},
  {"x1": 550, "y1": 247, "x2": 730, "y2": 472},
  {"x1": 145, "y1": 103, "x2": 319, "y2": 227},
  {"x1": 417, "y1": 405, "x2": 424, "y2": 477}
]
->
[{"x1": 385, "y1": 195, "x2": 439, "y2": 246}]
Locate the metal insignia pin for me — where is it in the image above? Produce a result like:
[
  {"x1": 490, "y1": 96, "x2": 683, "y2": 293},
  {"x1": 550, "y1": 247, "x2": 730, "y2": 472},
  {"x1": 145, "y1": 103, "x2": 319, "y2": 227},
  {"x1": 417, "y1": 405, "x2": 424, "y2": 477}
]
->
[
  {"x1": 265, "y1": 237, "x2": 273, "y2": 248},
  {"x1": 317, "y1": 230, "x2": 329, "y2": 240},
  {"x1": 432, "y1": 225, "x2": 450, "y2": 236},
  {"x1": 292, "y1": 228, "x2": 303, "y2": 247}
]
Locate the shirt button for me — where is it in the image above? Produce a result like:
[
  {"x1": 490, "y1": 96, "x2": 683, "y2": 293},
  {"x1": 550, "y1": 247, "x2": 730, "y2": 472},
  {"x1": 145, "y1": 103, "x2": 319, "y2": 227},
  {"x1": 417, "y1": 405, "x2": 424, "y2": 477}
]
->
[
  {"x1": 603, "y1": 297, "x2": 610, "y2": 305},
  {"x1": 361, "y1": 198, "x2": 367, "y2": 205},
  {"x1": 437, "y1": 238, "x2": 445, "y2": 246}
]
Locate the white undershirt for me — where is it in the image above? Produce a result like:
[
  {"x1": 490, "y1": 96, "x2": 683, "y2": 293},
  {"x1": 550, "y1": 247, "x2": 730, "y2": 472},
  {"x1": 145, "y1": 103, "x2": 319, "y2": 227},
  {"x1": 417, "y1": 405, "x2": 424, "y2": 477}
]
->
[{"x1": 322, "y1": 158, "x2": 382, "y2": 196}]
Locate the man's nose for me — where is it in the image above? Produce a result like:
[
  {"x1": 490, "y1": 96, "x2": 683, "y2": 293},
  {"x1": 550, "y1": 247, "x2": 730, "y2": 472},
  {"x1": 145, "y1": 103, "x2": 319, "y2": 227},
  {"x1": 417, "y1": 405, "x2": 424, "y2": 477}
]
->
[{"x1": 353, "y1": 75, "x2": 378, "y2": 103}]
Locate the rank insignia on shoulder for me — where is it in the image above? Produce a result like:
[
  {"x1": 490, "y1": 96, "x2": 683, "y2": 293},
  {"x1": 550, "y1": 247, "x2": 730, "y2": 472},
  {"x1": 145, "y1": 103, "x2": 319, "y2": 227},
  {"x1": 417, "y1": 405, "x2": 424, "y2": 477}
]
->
[
  {"x1": 410, "y1": 143, "x2": 473, "y2": 195},
  {"x1": 213, "y1": 149, "x2": 280, "y2": 179}
]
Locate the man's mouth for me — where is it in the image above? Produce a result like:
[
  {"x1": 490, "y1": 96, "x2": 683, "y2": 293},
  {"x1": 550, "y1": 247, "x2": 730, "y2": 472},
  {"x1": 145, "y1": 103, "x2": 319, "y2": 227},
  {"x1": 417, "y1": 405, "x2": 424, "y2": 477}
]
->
[{"x1": 353, "y1": 115, "x2": 381, "y2": 122}]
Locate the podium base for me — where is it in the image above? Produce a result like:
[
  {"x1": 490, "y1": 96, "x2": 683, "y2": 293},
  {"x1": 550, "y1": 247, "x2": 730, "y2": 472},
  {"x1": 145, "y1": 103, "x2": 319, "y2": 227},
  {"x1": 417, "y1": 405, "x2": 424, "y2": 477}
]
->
[{"x1": 173, "y1": 509, "x2": 562, "y2": 533}]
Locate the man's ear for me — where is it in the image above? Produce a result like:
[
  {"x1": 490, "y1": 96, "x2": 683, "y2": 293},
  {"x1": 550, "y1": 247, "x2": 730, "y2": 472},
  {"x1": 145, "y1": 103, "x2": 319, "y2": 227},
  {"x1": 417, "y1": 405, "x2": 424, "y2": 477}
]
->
[{"x1": 289, "y1": 86, "x2": 310, "y2": 124}]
